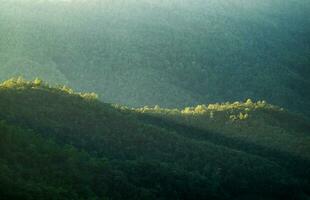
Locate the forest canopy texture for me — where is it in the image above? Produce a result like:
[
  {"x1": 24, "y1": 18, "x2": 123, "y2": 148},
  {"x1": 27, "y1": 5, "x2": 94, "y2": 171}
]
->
[
  {"x1": 0, "y1": 78, "x2": 309, "y2": 199},
  {"x1": 0, "y1": 0, "x2": 309, "y2": 115},
  {"x1": 0, "y1": 0, "x2": 310, "y2": 199}
]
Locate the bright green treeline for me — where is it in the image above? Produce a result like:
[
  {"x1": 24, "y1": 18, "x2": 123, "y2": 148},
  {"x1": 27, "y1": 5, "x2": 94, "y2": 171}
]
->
[
  {"x1": 131, "y1": 99, "x2": 310, "y2": 162},
  {"x1": 0, "y1": 0, "x2": 309, "y2": 116},
  {"x1": 0, "y1": 77, "x2": 98, "y2": 100},
  {"x1": 0, "y1": 79, "x2": 309, "y2": 199}
]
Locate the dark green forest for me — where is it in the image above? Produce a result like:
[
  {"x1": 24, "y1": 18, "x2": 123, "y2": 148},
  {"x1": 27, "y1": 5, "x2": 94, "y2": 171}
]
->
[
  {"x1": 0, "y1": 78, "x2": 309, "y2": 199},
  {"x1": 1, "y1": 0, "x2": 310, "y2": 199},
  {"x1": 0, "y1": 0, "x2": 310, "y2": 115}
]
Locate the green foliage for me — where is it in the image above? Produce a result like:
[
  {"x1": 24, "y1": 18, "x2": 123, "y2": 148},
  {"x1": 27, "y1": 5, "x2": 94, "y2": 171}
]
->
[
  {"x1": 229, "y1": 113, "x2": 249, "y2": 121},
  {"x1": 0, "y1": 0, "x2": 309, "y2": 116},
  {"x1": 134, "y1": 99, "x2": 282, "y2": 121},
  {"x1": 0, "y1": 79, "x2": 309, "y2": 199},
  {"x1": 132, "y1": 99, "x2": 310, "y2": 158},
  {"x1": 0, "y1": 120, "x2": 107, "y2": 200},
  {"x1": 33, "y1": 77, "x2": 43, "y2": 86},
  {"x1": 0, "y1": 77, "x2": 99, "y2": 101}
]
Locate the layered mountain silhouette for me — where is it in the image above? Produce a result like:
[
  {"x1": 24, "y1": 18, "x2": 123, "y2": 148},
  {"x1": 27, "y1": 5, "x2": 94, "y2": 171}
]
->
[
  {"x1": 1, "y1": 0, "x2": 310, "y2": 199},
  {"x1": 0, "y1": 78, "x2": 309, "y2": 199},
  {"x1": 0, "y1": 0, "x2": 309, "y2": 116}
]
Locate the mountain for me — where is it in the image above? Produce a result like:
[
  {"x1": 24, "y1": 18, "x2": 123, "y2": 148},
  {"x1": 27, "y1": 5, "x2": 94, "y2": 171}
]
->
[
  {"x1": 0, "y1": 0, "x2": 309, "y2": 116},
  {"x1": 0, "y1": 78, "x2": 309, "y2": 199}
]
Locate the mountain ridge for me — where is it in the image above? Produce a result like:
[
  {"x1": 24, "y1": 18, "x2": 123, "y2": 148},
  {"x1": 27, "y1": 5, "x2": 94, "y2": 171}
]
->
[
  {"x1": 1, "y1": 0, "x2": 309, "y2": 115},
  {"x1": 0, "y1": 78, "x2": 309, "y2": 199}
]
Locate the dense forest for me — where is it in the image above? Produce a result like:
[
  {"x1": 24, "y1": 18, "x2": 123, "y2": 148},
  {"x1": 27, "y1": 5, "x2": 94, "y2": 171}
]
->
[
  {"x1": 0, "y1": 0, "x2": 310, "y2": 115},
  {"x1": 0, "y1": 78, "x2": 309, "y2": 199},
  {"x1": 1, "y1": 0, "x2": 310, "y2": 199}
]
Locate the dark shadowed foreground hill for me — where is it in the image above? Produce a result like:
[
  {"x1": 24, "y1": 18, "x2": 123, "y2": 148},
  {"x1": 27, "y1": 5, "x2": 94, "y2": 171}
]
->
[{"x1": 0, "y1": 78, "x2": 309, "y2": 199}]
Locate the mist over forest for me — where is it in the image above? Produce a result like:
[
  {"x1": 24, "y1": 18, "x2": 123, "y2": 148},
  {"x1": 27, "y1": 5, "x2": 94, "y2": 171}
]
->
[
  {"x1": 1, "y1": 0, "x2": 309, "y2": 115},
  {"x1": 0, "y1": 0, "x2": 310, "y2": 199}
]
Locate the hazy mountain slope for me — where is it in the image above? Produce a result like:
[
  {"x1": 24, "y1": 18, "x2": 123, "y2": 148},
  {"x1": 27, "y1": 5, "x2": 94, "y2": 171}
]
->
[
  {"x1": 134, "y1": 101, "x2": 310, "y2": 156},
  {"x1": 0, "y1": 0, "x2": 309, "y2": 115},
  {"x1": 132, "y1": 102, "x2": 310, "y2": 179},
  {"x1": 0, "y1": 78, "x2": 309, "y2": 199}
]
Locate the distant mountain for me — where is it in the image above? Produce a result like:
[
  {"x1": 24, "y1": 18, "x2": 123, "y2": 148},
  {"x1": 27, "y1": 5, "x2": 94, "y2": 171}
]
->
[
  {"x1": 0, "y1": 0, "x2": 309, "y2": 116},
  {"x1": 0, "y1": 57, "x2": 69, "y2": 84},
  {"x1": 0, "y1": 78, "x2": 309, "y2": 199}
]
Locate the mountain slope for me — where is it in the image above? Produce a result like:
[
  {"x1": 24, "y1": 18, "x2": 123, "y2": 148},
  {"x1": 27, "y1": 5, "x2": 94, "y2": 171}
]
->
[
  {"x1": 0, "y1": 0, "x2": 309, "y2": 115},
  {"x1": 0, "y1": 78, "x2": 309, "y2": 199},
  {"x1": 132, "y1": 101, "x2": 310, "y2": 180}
]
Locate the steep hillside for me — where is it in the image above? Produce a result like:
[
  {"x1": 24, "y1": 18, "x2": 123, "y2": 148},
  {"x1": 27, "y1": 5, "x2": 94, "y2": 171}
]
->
[
  {"x1": 134, "y1": 101, "x2": 310, "y2": 155},
  {"x1": 0, "y1": 0, "x2": 309, "y2": 115},
  {"x1": 0, "y1": 78, "x2": 309, "y2": 199},
  {"x1": 132, "y1": 101, "x2": 310, "y2": 178}
]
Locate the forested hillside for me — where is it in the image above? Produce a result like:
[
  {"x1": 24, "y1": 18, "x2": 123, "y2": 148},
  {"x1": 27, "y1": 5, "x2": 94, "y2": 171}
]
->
[
  {"x1": 0, "y1": 0, "x2": 309, "y2": 115},
  {"x1": 0, "y1": 78, "x2": 309, "y2": 199}
]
